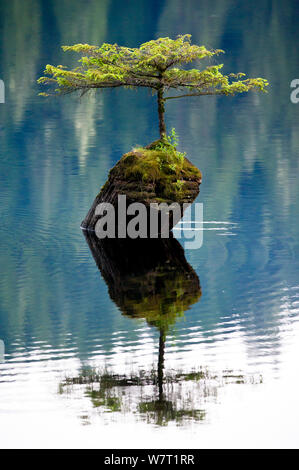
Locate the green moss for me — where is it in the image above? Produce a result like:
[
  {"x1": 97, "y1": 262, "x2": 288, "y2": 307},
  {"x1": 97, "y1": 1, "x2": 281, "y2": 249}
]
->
[{"x1": 109, "y1": 139, "x2": 201, "y2": 202}]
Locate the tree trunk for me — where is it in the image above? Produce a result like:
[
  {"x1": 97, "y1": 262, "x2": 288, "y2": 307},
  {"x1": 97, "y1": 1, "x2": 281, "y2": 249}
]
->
[{"x1": 157, "y1": 88, "x2": 166, "y2": 139}]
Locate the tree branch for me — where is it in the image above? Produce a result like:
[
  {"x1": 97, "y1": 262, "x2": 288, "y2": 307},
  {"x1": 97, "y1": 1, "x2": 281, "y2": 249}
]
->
[{"x1": 165, "y1": 91, "x2": 225, "y2": 100}]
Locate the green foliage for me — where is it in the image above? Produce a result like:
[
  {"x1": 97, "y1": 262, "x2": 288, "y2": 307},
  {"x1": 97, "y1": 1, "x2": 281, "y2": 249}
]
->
[
  {"x1": 149, "y1": 129, "x2": 186, "y2": 161},
  {"x1": 38, "y1": 34, "x2": 268, "y2": 138},
  {"x1": 38, "y1": 34, "x2": 268, "y2": 98},
  {"x1": 166, "y1": 128, "x2": 179, "y2": 147}
]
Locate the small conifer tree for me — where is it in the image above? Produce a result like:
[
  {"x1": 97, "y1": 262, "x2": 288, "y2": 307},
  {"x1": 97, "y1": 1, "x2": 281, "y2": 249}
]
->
[{"x1": 38, "y1": 34, "x2": 268, "y2": 139}]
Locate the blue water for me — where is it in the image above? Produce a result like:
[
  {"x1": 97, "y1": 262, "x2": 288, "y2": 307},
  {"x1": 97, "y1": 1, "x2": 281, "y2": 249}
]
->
[{"x1": 0, "y1": 0, "x2": 299, "y2": 448}]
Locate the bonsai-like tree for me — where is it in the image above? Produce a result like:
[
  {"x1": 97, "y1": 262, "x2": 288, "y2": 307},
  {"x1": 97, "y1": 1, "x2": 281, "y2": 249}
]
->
[{"x1": 38, "y1": 34, "x2": 268, "y2": 139}]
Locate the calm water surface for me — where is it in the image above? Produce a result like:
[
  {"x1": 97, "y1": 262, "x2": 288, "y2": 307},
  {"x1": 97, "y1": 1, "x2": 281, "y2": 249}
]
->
[{"x1": 0, "y1": 0, "x2": 299, "y2": 448}]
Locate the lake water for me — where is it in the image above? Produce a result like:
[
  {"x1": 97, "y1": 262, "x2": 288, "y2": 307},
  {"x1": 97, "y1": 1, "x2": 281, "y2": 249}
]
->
[{"x1": 0, "y1": 0, "x2": 299, "y2": 448}]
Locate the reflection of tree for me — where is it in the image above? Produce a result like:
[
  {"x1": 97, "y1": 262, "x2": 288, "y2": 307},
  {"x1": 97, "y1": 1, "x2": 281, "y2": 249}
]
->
[
  {"x1": 62, "y1": 232, "x2": 261, "y2": 426},
  {"x1": 60, "y1": 363, "x2": 261, "y2": 426},
  {"x1": 60, "y1": 367, "x2": 207, "y2": 426},
  {"x1": 83, "y1": 231, "x2": 202, "y2": 404},
  {"x1": 77, "y1": 232, "x2": 205, "y2": 425}
]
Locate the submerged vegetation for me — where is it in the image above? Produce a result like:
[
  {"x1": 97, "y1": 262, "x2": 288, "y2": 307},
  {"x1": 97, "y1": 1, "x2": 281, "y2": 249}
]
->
[{"x1": 38, "y1": 34, "x2": 268, "y2": 139}]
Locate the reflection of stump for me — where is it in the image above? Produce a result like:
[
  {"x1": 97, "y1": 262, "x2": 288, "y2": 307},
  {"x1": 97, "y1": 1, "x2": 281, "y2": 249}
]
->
[
  {"x1": 83, "y1": 232, "x2": 201, "y2": 330},
  {"x1": 81, "y1": 143, "x2": 201, "y2": 233}
]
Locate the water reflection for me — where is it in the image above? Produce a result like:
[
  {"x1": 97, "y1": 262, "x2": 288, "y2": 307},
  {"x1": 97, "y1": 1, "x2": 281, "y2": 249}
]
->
[
  {"x1": 58, "y1": 233, "x2": 261, "y2": 426},
  {"x1": 83, "y1": 232, "x2": 201, "y2": 330},
  {"x1": 60, "y1": 364, "x2": 261, "y2": 426}
]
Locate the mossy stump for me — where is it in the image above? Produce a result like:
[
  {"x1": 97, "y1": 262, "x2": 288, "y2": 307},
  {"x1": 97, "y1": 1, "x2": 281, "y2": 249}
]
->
[{"x1": 81, "y1": 140, "x2": 202, "y2": 234}]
